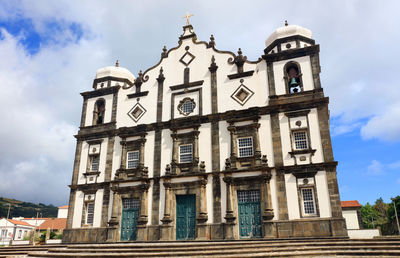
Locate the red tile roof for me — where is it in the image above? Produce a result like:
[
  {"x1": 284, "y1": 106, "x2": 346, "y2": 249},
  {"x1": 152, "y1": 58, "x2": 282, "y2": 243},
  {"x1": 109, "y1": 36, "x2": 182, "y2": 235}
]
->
[
  {"x1": 58, "y1": 205, "x2": 69, "y2": 209},
  {"x1": 7, "y1": 219, "x2": 35, "y2": 227},
  {"x1": 36, "y1": 218, "x2": 67, "y2": 230},
  {"x1": 341, "y1": 200, "x2": 361, "y2": 208},
  {"x1": 22, "y1": 218, "x2": 50, "y2": 220}
]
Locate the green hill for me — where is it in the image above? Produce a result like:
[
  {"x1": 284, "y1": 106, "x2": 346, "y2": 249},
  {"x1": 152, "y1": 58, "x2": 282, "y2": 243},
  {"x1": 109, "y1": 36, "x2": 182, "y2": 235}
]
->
[{"x1": 0, "y1": 197, "x2": 58, "y2": 218}]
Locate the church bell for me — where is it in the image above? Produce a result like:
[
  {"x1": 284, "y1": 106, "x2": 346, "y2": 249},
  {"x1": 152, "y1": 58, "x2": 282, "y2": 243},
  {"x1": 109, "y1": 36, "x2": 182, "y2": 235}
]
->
[{"x1": 289, "y1": 77, "x2": 299, "y2": 86}]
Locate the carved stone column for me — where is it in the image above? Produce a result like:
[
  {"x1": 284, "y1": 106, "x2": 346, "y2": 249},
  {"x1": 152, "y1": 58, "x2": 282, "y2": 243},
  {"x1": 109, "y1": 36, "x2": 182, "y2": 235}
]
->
[
  {"x1": 193, "y1": 130, "x2": 200, "y2": 167},
  {"x1": 227, "y1": 125, "x2": 237, "y2": 169},
  {"x1": 261, "y1": 173, "x2": 276, "y2": 238},
  {"x1": 197, "y1": 177, "x2": 209, "y2": 239},
  {"x1": 107, "y1": 189, "x2": 120, "y2": 242},
  {"x1": 137, "y1": 183, "x2": 150, "y2": 241},
  {"x1": 139, "y1": 139, "x2": 146, "y2": 169},
  {"x1": 119, "y1": 138, "x2": 127, "y2": 169},
  {"x1": 223, "y1": 176, "x2": 236, "y2": 239},
  {"x1": 253, "y1": 122, "x2": 261, "y2": 162},
  {"x1": 160, "y1": 181, "x2": 173, "y2": 240},
  {"x1": 171, "y1": 132, "x2": 178, "y2": 175}
]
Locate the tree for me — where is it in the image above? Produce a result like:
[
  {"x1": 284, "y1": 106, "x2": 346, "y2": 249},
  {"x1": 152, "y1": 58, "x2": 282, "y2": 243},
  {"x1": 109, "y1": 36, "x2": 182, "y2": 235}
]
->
[{"x1": 361, "y1": 202, "x2": 379, "y2": 229}]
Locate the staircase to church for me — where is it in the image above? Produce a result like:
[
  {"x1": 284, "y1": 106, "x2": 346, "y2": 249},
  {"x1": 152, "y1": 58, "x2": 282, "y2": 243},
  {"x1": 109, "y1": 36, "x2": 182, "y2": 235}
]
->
[{"x1": 12, "y1": 238, "x2": 399, "y2": 257}]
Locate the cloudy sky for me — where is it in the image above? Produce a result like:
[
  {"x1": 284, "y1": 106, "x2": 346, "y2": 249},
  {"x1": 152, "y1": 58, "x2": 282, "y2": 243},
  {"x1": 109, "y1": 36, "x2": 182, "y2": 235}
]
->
[{"x1": 0, "y1": 0, "x2": 399, "y2": 206}]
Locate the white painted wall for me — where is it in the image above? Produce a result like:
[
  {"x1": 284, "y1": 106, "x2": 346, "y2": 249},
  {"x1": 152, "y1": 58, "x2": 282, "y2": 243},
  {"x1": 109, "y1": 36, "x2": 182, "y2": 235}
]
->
[
  {"x1": 285, "y1": 173, "x2": 300, "y2": 219},
  {"x1": 198, "y1": 123, "x2": 212, "y2": 172},
  {"x1": 343, "y1": 209, "x2": 360, "y2": 229},
  {"x1": 93, "y1": 189, "x2": 104, "y2": 227},
  {"x1": 160, "y1": 129, "x2": 173, "y2": 177},
  {"x1": 57, "y1": 208, "x2": 68, "y2": 218},
  {"x1": 308, "y1": 108, "x2": 324, "y2": 163},
  {"x1": 219, "y1": 120, "x2": 230, "y2": 171},
  {"x1": 347, "y1": 229, "x2": 380, "y2": 239},
  {"x1": 206, "y1": 174, "x2": 213, "y2": 223},
  {"x1": 279, "y1": 113, "x2": 294, "y2": 166},
  {"x1": 259, "y1": 114, "x2": 274, "y2": 167},
  {"x1": 315, "y1": 171, "x2": 332, "y2": 218},
  {"x1": 72, "y1": 190, "x2": 84, "y2": 228}
]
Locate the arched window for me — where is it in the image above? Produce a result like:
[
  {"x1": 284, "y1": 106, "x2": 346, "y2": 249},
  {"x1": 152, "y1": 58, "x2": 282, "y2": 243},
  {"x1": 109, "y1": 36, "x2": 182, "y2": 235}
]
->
[
  {"x1": 93, "y1": 99, "x2": 105, "y2": 125},
  {"x1": 284, "y1": 62, "x2": 303, "y2": 94}
]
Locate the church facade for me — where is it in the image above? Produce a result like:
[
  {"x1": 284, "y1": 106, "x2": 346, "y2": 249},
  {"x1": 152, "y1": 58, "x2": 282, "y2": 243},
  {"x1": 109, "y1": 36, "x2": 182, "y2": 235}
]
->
[{"x1": 64, "y1": 23, "x2": 347, "y2": 242}]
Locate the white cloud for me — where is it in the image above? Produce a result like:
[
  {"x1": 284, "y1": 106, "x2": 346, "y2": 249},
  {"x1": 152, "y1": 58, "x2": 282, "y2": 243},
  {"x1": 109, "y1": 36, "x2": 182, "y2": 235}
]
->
[
  {"x1": 361, "y1": 103, "x2": 400, "y2": 141},
  {"x1": 366, "y1": 160, "x2": 384, "y2": 176}
]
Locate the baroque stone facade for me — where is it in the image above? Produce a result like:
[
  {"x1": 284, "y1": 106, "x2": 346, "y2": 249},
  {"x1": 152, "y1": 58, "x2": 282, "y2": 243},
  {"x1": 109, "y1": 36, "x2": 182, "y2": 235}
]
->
[{"x1": 64, "y1": 22, "x2": 347, "y2": 243}]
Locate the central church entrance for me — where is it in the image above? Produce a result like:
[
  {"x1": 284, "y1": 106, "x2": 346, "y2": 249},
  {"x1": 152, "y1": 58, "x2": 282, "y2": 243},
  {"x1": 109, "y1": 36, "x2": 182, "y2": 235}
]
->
[
  {"x1": 120, "y1": 198, "x2": 140, "y2": 241},
  {"x1": 176, "y1": 194, "x2": 196, "y2": 240},
  {"x1": 238, "y1": 190, "x2": 262, "y2": 238}
]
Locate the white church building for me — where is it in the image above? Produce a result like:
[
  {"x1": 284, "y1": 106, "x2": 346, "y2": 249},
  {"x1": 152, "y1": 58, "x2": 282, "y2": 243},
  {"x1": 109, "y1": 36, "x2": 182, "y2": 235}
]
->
[{"x1": 64, "y1": 22, "x2": 347, "y2": 242}]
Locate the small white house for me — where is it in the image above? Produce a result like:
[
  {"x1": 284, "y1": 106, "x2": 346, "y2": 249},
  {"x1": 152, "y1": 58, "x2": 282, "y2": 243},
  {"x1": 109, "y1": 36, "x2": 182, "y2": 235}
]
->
[
  {"x1": 0, "y1": 218, "x2": 35, "y2": 245},
  {"x1": 57, "y1": 205, "x2": 68, "y2": 219},
  {"x1": 341, "y1": 200, "x2": 380, "y2": 239}
]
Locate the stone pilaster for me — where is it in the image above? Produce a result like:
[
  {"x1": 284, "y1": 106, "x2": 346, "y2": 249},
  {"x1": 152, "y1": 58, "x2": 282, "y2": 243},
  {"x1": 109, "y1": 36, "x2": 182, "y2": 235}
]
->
[
  {"x1": 270, "y1": 113, "x2": 288, "y2": 220},
  {"x1": 223, "y1": 176, "x2": 235, "y2": 239},
  {"x1": 227, "y1": 125, "x2": 237, "y2": 169},
  {"x1": 266, "y1": 61, "x2": 276, "y2": 96},
  {"x1": 160, "y1": 181, "x2": 173, "y2": 240},
  {"x1": 137, "y1": 184, "x2": 150, "y2": 241},
  {"x1": 107, "y1": 190, "x2": 121, "y2": 242},
  {"x1": 197, "y1": 178, "x2": 209, "y2": 239},
  {"x1": 80, "y1": 99, "x2": 88, "y2": 127}
]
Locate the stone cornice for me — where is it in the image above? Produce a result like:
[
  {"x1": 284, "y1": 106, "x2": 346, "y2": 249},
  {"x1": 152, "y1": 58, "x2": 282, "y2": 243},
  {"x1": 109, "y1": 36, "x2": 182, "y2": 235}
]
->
[
  {"x1": 75, "y1": 94, "x2": 329, "y2": 140},
  {"x1": 81, "y1": 86, "x2": 120, "y2": 100}
]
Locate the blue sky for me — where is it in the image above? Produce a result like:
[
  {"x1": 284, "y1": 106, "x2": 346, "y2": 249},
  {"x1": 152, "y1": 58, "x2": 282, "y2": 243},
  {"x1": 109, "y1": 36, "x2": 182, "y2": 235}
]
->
[{"x1": 0, "y1": 0, "x2": 399, "y2": 206}]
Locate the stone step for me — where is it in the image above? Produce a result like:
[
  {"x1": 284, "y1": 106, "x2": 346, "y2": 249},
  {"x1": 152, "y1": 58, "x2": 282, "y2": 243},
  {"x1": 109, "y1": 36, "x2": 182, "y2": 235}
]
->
[
  {"x1": 66, "y1": 240, "x2": 400, "y2": 249},
  {"x1": 47, "y1": 244, "x2": 400, "y2": 253},
  {"x1": 63, "y1": 241, "x2": 400, "y2": 252},
  {"x1": 27, "y1": 249, "x2": 400, "y2": 257}
]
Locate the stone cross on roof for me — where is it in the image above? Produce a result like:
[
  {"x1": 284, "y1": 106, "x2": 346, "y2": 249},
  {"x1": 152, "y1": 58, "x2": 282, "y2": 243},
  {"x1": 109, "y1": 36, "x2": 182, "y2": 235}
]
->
[{"x1": 183, "y1": 12, "x2": 194, "y2": 25}]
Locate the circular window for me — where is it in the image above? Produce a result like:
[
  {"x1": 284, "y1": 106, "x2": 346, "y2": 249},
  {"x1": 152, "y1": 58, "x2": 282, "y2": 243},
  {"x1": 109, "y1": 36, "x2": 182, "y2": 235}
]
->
[{"x1": 178, "y1": 97, "x2": 196, "y2": 116}]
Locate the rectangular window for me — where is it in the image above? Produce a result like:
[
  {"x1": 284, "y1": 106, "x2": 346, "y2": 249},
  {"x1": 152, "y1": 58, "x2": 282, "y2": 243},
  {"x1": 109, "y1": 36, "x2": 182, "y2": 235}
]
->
[
  {"x1": 86, "y1": 202, "x2": 95, "y2": 225},
  {"x1": 90, "y1": 155, "x2": 100, "y2": 171},
  {"x1": 301, "y1": 188, "x2": 316, "y2": 215},
  {"x1": 293, "y1": 131, "x2": 308, "y2": 150},
  {"x1": 237, "y1": 137, "x2": 253, "y2": 157},
  {"x1": 127, "y1": 150, "x2": 139, "y2": 169},
  {"x1": 123, "y1": 198, "x2": 140, "y2": 209},
  {"x1": 18, "y1": 230, "x2": 22, "y2": 238},
  {"x1": 179, "y1": 144, "x2": 193, "y2": 163}
]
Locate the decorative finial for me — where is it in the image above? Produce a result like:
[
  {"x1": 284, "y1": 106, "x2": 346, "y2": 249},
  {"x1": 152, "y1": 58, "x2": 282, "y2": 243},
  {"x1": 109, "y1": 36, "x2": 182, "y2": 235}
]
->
[
  {"x1": 285, "y1": 20, "x2": 288, "y2": 26},
  {"x1": 182, "y1": 12, "x2": 194, "y2": 25},
  {"x1": 238, "y1": 48, "x2": 242, "y2": 56},
  {"x1": 208, "y1": 34, "x2": 215, "y2": 48},
  {"x1": 162, "y1": 45, "x2": 167, "y2": 58},
  {"x1": 115, "y1": 60, "x2": 119, "y2": 67}
]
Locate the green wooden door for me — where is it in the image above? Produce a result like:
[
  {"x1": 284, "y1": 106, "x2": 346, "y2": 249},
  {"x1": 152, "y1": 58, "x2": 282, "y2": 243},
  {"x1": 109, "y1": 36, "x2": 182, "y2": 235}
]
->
[
  {"x1": 176, "y1": 194, "x2": 196, "y2": 240},
  {"x1": 238, "y1": 190, "x2": 262, "y2": 238},
  {"x1": 121, "y1": 198, "x2": 140, "y2": 241}
]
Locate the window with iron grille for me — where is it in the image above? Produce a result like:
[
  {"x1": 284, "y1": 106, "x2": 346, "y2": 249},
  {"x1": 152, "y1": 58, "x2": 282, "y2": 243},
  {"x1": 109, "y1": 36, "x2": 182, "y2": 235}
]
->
[
  {"x1": 238, "y1": 190, "x2": 260, "y2": 203},
  {"x1": 90, "y1": 155, "x2": 100, "y2": 171},
  {"x1": 123, "y1": 198, "x2": 140, "y2": 209},
  {"x1": 86, "y1": 202, "x2": 95, "y2": 225},
  {"x1": 179, "y1": 144, "x2": 193, "y2": 163},
  {"x1": 301, "y1": 188, "x2": 316, "y2": 215},
  {"x1": 237, "y1": 137, "x2": 253, "y2": 157},
  {"x1": 293, "y1": 131, "x2": 308, "y2": 150},
  {"x1": 178, "y1": 98, "x2": 196, "y2": 116},
  {"x1": 127, "y1": 150, "x2": 139, "y2": 169}
]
